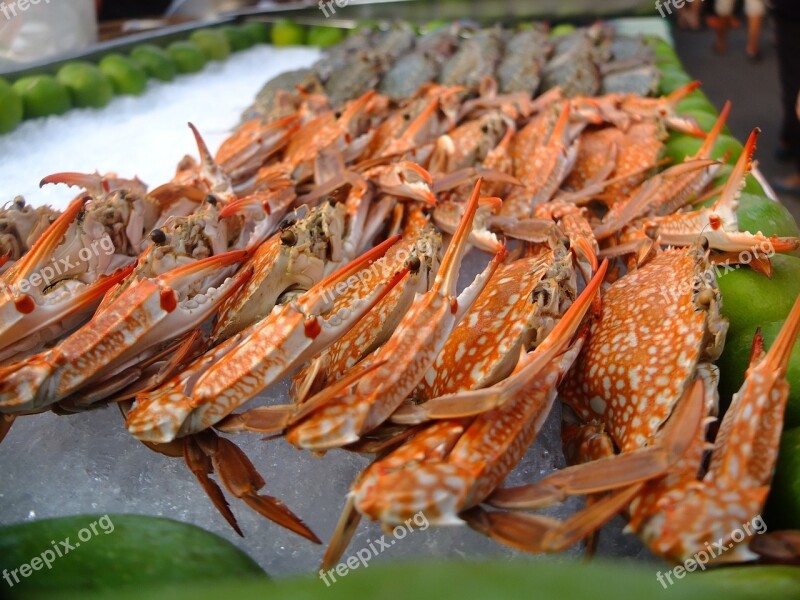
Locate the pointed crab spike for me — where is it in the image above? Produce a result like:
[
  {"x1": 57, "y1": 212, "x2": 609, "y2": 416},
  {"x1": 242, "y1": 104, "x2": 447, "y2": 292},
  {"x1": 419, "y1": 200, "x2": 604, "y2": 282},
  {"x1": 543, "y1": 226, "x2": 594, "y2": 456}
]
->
[
  {"x1": 434, "y1": 178, "x2": 487, "y2": 297},
  {"x1": 694, "y1": 100, "x2": 731, "y2": 160},
  {"x1": 401, "y1": 97, "x2": 440, "y2": 142},
  {"x1": 666, "y1": 80, "x2": 702, "y2": 104},
  {"x1": 321, "y1": 495, "x2": 363, "y2": 571},
  {"x1": 763, "y1": 294, "x2": 800, "y2": 375},
  {"x1": 188, "y1": 122, "x2": 232, "y2": 198},
  {"x1": 548, "y1": 101, "x2": 571, "y2": 145},
  {"x1": 9, "y1": 195, "x2": 86, "y2": 281},
  {"x1": 335, "y1": 89, "x2": 375, "y2": 137},
  {"x1": 711, "y1": 127, "x2": 759, "y2": 214}
]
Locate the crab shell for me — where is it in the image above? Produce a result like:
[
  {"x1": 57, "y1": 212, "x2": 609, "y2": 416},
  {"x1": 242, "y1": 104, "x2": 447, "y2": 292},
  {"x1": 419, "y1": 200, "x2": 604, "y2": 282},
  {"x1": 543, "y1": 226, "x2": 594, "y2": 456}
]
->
[{"x1": 560, "y1": 246, "x2": 727, "y2": 451}]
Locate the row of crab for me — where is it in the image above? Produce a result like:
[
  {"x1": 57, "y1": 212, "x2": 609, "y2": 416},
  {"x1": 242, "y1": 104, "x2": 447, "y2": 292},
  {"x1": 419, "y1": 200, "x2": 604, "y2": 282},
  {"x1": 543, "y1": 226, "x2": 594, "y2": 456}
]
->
[
  {"x1": 1, "y1": 72, "x2": 799, "y2": 567},
  {"x1": 246, "y1": 21, "x2": 660, "y2": 117}
]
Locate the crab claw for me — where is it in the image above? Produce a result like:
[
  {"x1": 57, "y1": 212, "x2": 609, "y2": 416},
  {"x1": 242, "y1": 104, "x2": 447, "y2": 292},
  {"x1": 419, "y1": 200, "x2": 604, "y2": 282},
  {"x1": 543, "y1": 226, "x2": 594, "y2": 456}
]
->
[
  {"x1": 219, "y1": 185, "x2": 297, "y2": 250},
  {"x1": 374, "y1": 161, "x2": 437, "y2": 206},
  {"x1": 188, "y1": 122, "x2": 234, "y2": 200},
  {"x1": 0, "y1": 250, "x2": 248, "y2": 412},
  {"x1": 40, "y1": 171, "x2": 147, "y2": 198}
]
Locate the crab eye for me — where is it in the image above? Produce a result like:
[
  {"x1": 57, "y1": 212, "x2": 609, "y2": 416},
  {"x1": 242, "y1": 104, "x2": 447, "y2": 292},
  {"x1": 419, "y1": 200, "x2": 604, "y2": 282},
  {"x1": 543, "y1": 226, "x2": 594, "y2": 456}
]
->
[
  {"x1": 481, "y1": 124, "x2": 489, "y2": 134},
  {"x1": 697, "y1": 288, "x2": 714, "y2": 307},
  {"x1": 281, "y1": 229, "x2": 298, "y2": 246},
  {"x1": 205, "y1": 194, "x2": 218, "y2": 206},
  {"x1": 150, "y1": 228, "x2": 167, "y2": 245},
  {"x1": 407, "y1": 255, "x2": 421, "y2": 272},
  {"x1": 13, "y1": 196, "x2": 25, "y2": 208}
]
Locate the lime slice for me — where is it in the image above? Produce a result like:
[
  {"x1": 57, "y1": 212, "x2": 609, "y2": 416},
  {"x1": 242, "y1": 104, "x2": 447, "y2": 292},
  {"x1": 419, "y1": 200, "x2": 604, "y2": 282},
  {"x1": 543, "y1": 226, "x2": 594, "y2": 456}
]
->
[
  {"x1": 12, "y1": 75, "x2": 71, "y2": 119},
  {"x1": 272, "y1": 19, "x2": 307, "y2": 46},
  {"x1": 98, "y1": 54, "x2": 148, "y2": 96},
  {"x1": 166, "y1": 41, "x2": 208, "y2": 74},
  {"x1": 130, "y1": 44, "x2": 177, "y2": 81},
  {"x1": 56, "y1": 61, "x2": 114, "y2": 108},
  {"x1": 189, "y1": 29, "x2": 232, "y2": 61},
  {"x1": 0, "y1": 77, "x2": 23, "y2": 133}
]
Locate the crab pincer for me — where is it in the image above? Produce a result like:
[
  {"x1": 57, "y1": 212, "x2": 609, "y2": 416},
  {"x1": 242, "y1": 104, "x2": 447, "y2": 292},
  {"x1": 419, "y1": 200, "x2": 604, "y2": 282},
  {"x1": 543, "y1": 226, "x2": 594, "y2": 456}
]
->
[{"x1": 0, "y1": 249, "x2": 249, "y2": 412}]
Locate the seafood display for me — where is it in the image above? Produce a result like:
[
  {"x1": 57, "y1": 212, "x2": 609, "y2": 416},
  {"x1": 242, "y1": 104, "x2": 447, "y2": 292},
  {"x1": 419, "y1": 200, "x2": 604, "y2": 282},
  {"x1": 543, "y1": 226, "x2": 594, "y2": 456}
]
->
[{"x1": 2, "y1": 21, "x2": 799, "y2": 575}]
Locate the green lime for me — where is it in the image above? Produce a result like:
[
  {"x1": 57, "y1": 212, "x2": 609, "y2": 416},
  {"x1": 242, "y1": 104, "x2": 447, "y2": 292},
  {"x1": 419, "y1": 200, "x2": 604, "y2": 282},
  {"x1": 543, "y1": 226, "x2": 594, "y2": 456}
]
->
[
  {"x1": 98, "y1": 54, "x2": 148, "y2": 96},
  {"x1": 0, "y1": 514, "x2": 267, "y2": 595},
  {"x1": 651, "y1": 38, "x2": 679, "y2": 63},
  {"x1": 44, "y1": 560, "x2": 800, "y2": 600},
  {"x1": 706, "y1": 167, "x2": 766, "y2": 199},
  {"x1": 272, "y1": 19, "x2": 307, "y2": 46},
  {"x1": 56, "y1": 61, "x2": 114, "y2": 109},
  {"x1": 676, "y1": 94, "x2": 718, "y2": 117},
  {"x1": 220, "y1": 25, "x2": 255, "y2": 51},
  {"x1": 307, "y1": 25, "x2": 345, "y2": 48},
  {"x1": 767, "y1": 427, "x2": 800, "y2": 527},
  {"x1": 550, "y1": 24, "x2": 577, "y2": 38},
  {"x1": 687, "y1": 110, "x2": 722, "y2": 134},
  {"x1": 718, "y1": 254, "x2": 800, "y2": 339},
  {"x1": 240, "y1": 21, "x2": 270, "y2": 44},
  {"x1": 0, "y1": 77, "x2": 23, "y2": 133},
  {"x1": 130, "y1": 44, "x2": 177, "y2": 81},
  {"x1": 658, "y1": 69, "x2": 694, "y2": 96},
  {"x1": 418, "y1": 19, "x2": 449, "y2": 34},
  {"x1": 718, "y1": 321, "x2": 800, "y2": 426},
  {"x1": 349, "y1": 20, "x2": 379, "y2": 36},
  {"x1": 664, "y1": 133, "x2": 743, "y2": 165},
  {"x1": 190, "y1": 28, "x2": 232, "y2": 61},
  {"x1": 166, "y1": 41, "x2": 208, "y2": 74},
  {"x1": 737, "y1": 193, "x2": 800, "y2": 238},
  {"x1": 12, "y1": 75, "x2": 71, "y2": 119}
]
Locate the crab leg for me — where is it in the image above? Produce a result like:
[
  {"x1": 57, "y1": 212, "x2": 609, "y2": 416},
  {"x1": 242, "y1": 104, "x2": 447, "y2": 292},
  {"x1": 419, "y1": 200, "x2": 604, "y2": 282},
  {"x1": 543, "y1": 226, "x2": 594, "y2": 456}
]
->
[
  {"x1": 394, "y1": 260, "x2": 608, "y2": 425},
  {"x1": 286, "y1": 179, "x2": 506, "y2": 450},
  {"x1": 593, "y1": 101, "x2": 732, "y2": 241},
  {"x1": 648, "y1": 128, "x2": 800, "y2": 254},
  {"x1": 322, "y1": 267, "x2": 604, "y2": 566},
  {"x1": 185, "y1": 430, "x2": 321, "y2": 543},
  {"x1": 132, "y1": 234, "x2": 408, "y2": 441},
  {"x1": 0, "y1": 249, "x2": 248, "y2": 412},
  {"x1": 629, "y1": 292, "x2": 800, "y2": 563}
]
